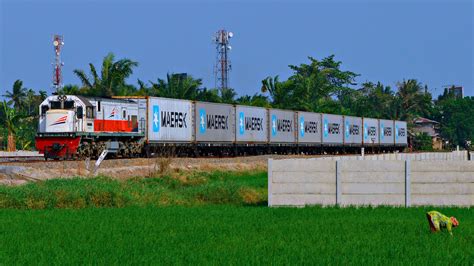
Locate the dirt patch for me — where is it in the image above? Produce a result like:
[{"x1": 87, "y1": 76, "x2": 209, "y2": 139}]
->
[{"x1": 0, "y1": 155, "x2": 324, "y2": 184}]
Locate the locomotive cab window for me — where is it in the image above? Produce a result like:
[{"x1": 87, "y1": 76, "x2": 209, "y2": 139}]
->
[
  {"x1": 86, "y1": 106, "x2": 95, "y2": 118},
  {"x1": 41, "y1": 105, "x2": 49, "y2": 116},
  {"x1": 50, "y1": 101, "x2": 61, "y2": 109},
  {"x1": 97, "y1": 101, "x2": 101, "y2": 112},
  {"x1": 50, "y1": 100, "x2": 74, "y2": 110},
  {"x1": 77, "y1": 107, "x2": 83, "y2": 119},
  {"x1": 64, "y1": 101, "x2": 74, "y2": 109},
  {"x1": 123, "y1": 110, "x2": 127, "y2": 119}
]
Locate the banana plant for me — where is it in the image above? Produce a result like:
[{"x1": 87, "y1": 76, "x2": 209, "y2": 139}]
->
[{"x1": 2, "y1": 101, "x2": 20, "y2": 151}]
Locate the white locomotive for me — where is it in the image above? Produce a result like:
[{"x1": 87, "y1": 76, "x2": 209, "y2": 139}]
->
[{"x1": 36, "y1": 95, "x2": 145, "y2": 159}]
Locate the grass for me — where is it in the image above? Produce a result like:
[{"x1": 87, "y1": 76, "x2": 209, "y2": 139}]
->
[
  {"x1": 0, "y1": 206, "x2": 472, "y2": 264},
  {"x1": 0, "y1": 171, "x2": 472, "y2": 264},
  {"x1": 0, "y1": 171, "x2": 268, "y2": 209}
]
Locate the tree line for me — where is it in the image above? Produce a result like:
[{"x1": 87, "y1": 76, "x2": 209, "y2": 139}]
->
[{"x1": 1, "y1": 52, "x2": 473, "y2": 151}]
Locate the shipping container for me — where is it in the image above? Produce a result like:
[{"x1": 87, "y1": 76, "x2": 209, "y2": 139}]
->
[
  {"x1": 343, "y1": 116, "x2": 362, "y2": 146},
  {"x1": 379, "y1": 119, "x2": 395, "y2": 145},
  {"x1": 195, "y1": 101, "x2": 235, "y2": 143},
  {"x1": 235, "y1": 105, "x2": 268, "y2": 143},
  {"x1": 322, "y1": 114, "x2": 343, "y2": 145},
  {"x1": 362, "y1": 118, "x2": 379, "y2": 146},
  {"x1": 147, "y1": 97, "x2": 194, "y2": 142},
  {"x1": 296, "y1": 111, "x2": 322, "y2": 144},
  {"x1": 394, "y1": 120, "x2": 408, "y2": 146},
  {"x1": 269, "y1": 109, "x2": 296, "y2": 143}
]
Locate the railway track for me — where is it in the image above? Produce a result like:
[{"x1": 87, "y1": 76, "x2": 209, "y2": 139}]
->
[{"x1": 0, "y1": 156, "x2": 45, "y2": 163}]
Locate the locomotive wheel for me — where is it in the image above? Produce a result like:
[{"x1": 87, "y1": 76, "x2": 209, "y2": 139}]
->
[{"x1": 77, "y1": 142, "x2": 92, "y2": 159}]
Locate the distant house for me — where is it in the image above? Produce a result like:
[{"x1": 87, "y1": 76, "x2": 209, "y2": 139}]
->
[
  {"x1": 412, "y1": 117, "x2": 443, "y2": 150},
  {"x1": 448, "y1": 86, "x2": 464, "y2": 99}
]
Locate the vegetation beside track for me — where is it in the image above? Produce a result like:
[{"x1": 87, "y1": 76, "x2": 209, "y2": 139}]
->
[{"x1": 0, "y1": 171, "x2": 267, "y2": 209}]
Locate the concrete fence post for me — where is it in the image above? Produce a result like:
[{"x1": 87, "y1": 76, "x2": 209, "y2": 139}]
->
[
  {"x1": 336, "y1": 160, "x2": 341, "y2": 206},
  {"x1": 268, "y1": 159, "x2": 273, "y2": 207},
  {"x1": 405, "y1": 160, "x2": 411, "y2": 207}
]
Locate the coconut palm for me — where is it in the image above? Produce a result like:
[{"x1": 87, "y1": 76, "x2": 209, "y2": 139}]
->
[
  {"x1": 150, "y1": 73, "x2": 202, "y2": 100},
  {"x1": 2, "y1": 101, "x2": 20, "y2": 151},
  {"x1": 261, "y1": 75, "x2": 292, "y2": 109},
  {"x1": 220, "y1": 88, "x2": 237, "y2": 104},
  {"x1": 3, "y1": 80, "x2": 27, "y2": 110},
  {"x1": 24, "y1": 89, "x2": 36, "y2": 115},
  {"x1": 73, "y1": 53, "x2": 138, "y2": 97},
  {"x1": 396, "y1": 79, "x2": 433, "y2": 121},
  {"x1": 38, "y1": 90, "x2": 48, "y2": 101}
]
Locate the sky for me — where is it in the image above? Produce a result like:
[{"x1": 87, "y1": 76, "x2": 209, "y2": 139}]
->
[{"x1": 1, "y1": 0, "x2": 473, "y2": 98}]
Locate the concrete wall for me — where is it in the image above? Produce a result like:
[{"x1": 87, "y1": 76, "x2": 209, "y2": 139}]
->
[
  {"x1": 339, "y1": 161, "x2": 406, "y2": 206},
  {"x1": 268, "y1": 160, "x2": 336, "y2": 206},
  {"x1": 411, "y1": 161, "x2": 474, "y2": 206},
  {"x1": 313, "y1": 151, "x2": 468, "y2": 162},
  {"x1": 268, "y1": 158, "x2": 474, "y2": 207}
]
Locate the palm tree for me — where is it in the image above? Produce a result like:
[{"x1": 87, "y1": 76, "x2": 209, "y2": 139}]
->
[
  {"x1": 38, "y1": 90, "x2": 48, "y2": 101},
  {"x1": 261, "y1": 75, "x2": 291, "y2": 109},
  {"x1": 3, "y1": 80, "x2": 27, "y2": 110},
  {"x1": 73, "y1": 53, "x2": 138, "y2": 97},
  {"x1": 396, "y1": 79, "x2": 432, "y2": 121},
  {"x1": 150, "y1": 73, "x2": 202, "y2": 100},
  {"x1": 2, "y1": 101, "x2": 20, "y2": 151},
  {"x1": 24, "y1": 89, "x2": 36, "y2": 115},
  {"x1": 220, "y1": 88, "x2": 237, "y2": 104}
]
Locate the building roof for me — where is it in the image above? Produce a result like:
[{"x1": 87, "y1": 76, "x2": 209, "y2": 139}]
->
[{"x1": 413, "y1": 117, "x2": 439, "y2": 124}]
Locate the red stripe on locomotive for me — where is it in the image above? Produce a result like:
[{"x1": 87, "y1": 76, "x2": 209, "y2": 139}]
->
[{"x1": 94, "y1": 119, "x2": 136, "y2": 132}]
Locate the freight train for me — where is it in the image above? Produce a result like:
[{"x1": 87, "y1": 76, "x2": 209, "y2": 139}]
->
[{"x1": 35, "y1": 95, "x2": 408, "y2": 159}]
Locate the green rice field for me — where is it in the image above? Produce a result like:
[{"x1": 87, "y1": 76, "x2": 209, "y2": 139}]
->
[{"x1": 0, "y1": 172, "x2": 472, "y2": 264}]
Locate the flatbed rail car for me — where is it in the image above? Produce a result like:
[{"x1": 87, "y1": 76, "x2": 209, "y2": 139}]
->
[{"x1": 35, "y1": 95, "x2": 408, "y2": 159}]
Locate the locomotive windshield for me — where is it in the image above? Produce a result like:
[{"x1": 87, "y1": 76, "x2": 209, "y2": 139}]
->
[{"x1": 50, "y1": 100, "x2": 74, "y2": 109}]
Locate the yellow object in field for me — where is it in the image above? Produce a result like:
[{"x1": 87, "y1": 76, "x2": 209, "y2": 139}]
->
[{"x1": 426, "y1": 211, "x2": 459, "y2": 235}]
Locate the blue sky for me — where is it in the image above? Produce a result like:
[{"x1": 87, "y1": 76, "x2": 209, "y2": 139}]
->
[{"x1": 1, "y1": 0, "x2": 472, "y2": 97}]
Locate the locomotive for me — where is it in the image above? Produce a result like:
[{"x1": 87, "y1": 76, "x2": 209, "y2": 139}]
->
[{"x1": 35, "y1": 95, "x2": 408, "y2": 159}]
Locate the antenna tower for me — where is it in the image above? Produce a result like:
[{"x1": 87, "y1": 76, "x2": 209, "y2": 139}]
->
[
  {"x1": 213, "y1": 29, "x2": 233, "y2": 92},
  {"x1": 52, "y1": 34, "x2": 64, "y2": 93}
]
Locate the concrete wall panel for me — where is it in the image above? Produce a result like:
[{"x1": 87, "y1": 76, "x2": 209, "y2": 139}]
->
[
  {"x1": 272, "y1": 183, "x2": 336, "y2": 194},
  {"x1": 340, "y1": 160, "x2": 404, "y2": 172},
  {"x1": 412, "y1": 183, "x2": 474, "y2": 194},
  {"x1": 411, "y1": 161, "x2": 474, "y2": 172},
  {"x1": 411, "y1": 195, "x2": 472, "y2": 206},
  {"x1": 341, "y1": 172, "x2": 404, "y2": 183},
  {"x1": 412, "y1": 172, "x2": 474, "y2": 183},
  {"x1": 271, "y1": 194, "x2": 336, "y2": 206},
  {"x1": 341, "y1": 194, "x2": 405, "y2": 206},
  {"x1": 342, "y1": 183, "x2": 405, "y2": 194},
  {"x1": 272, "y1": 171, "x2": 335, "y2": 183},
  {"x1": 271, "y1": 159, "x2": 335, "y2": 172}
]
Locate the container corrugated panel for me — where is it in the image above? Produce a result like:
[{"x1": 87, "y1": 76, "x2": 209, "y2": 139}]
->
[
  {"x1": 195, "y1": 101, "x2": 235, "y2": 142},
  {"x1": 147, "y1": 97, "x2": 193, "y2": 142},
  {"x1": 235, "y1": 105, "x2": 268, "y2": 143},
  {"x1": 322, "y1": 114, "x2": 343, "y2": 145},
  {"x1": 269, "y1": 109, "x2": 296, "y2": 143},
  {"x1": 362, "y1": 118, "x2": 379, "y2": 146},
  {"x1": 296, "y1": 111, "x2": 322, "y2": 144},
  {"x1": 379, "y1": 119, "x2": 395, "y2": 145},
  {"x1": 343, "y1": 116, "x2": 362, "y2": 145},
  {"x1": 394, "y1": 120, "x2": 408, "y2": 146}
]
